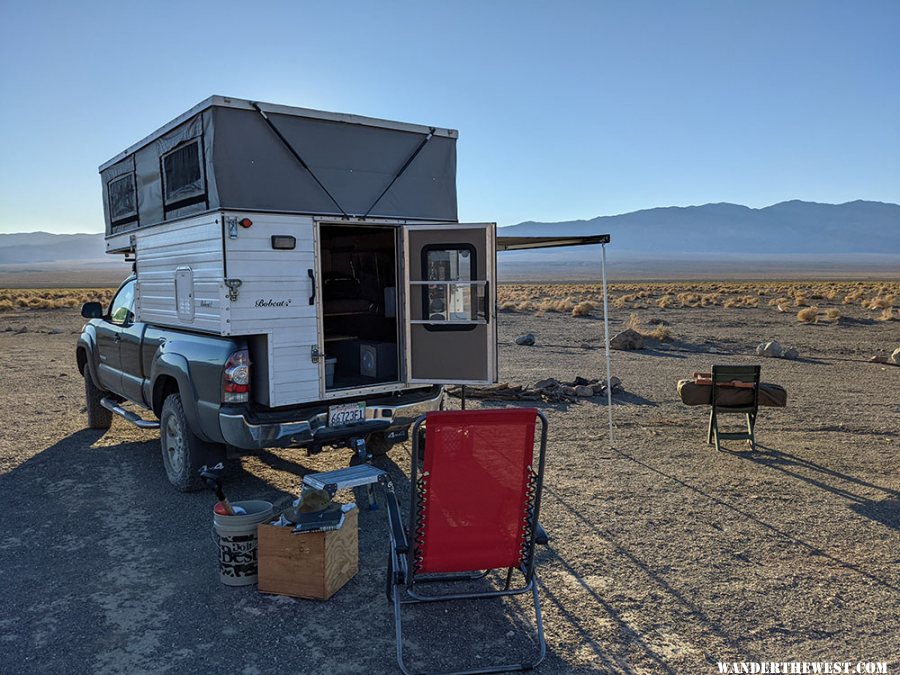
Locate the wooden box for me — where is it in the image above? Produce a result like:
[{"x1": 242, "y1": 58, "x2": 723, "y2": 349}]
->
[{"x1": 257, "y1": 508, "x2": 358, "y2": 600}]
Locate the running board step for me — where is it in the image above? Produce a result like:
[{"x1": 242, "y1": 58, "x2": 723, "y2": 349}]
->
[{"x1": 100, "y1": 398, "x2": 160, "y2": 429}]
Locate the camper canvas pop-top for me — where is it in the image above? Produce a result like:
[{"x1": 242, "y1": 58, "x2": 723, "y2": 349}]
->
[{"x1": 76, "y1": 96, "x2": 498, "y2": 490}]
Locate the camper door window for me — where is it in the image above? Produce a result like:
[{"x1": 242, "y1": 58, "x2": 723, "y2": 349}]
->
[
  {"x1": 422, "y1": 245, "x2": 484, "y2": 328},
  {"x1": 161, "y1": 139, "x2": 205, "y2": 208}
]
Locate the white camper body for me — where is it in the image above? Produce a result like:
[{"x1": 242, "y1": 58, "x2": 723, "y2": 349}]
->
[{"x1": 128, "y1": 210, "x2": 497, "y2": 408}]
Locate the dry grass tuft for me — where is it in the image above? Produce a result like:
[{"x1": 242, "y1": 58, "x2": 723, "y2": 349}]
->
[
  {"x1": 0, "y1": 287, "x2": 116, "y2": 311},
  {"x1": 657, "y1": 294, "x2": 674, "y2": 309},
  {"x1": 625, "y1": 313, "x2": 673, "y2": 341},
  {"x1": 866, "y1": 295, "x2": 894, "y2": 310},
  {"x1": 877, "y1": 307, "x2": 895, "y2": 321},
  {"x1": 571, "y1": 301, "x2": 595, "y2": 317},
  {"x1": 825, "y1": 308, "x2": 841, "y2": 322},
  {"x1": 796, "y1": 306, "x2": 819, "y2": 323}
]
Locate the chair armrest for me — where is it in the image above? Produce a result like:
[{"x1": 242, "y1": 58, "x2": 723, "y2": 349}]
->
[{"x1": 384, "y1": 488, "x2": 409, "y2": 554}]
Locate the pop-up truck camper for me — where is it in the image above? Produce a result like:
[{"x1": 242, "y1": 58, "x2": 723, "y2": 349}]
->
[{"x1": 78, "y1": 96, "x2": 611, "y2": 490}]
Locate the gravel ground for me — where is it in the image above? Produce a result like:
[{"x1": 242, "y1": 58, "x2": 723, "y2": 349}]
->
[{"x1": 1, "y1": 301, "x2": 898, "y2": 674}]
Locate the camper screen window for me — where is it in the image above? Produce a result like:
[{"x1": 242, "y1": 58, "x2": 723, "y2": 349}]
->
[
  {"x1": 108, "y1": 173, "x2": 137, "y2": 225},
  {"x1": 162, "y1": 139, "x2": 205, "y2": 206},
  {"x1": 422, "y1": 245, "x2": 484, "y2": 328}
]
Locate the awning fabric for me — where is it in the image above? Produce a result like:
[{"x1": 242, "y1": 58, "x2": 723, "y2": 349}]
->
[{"x1": 496, "y1": 234, "x2": 611, "y2": 251}]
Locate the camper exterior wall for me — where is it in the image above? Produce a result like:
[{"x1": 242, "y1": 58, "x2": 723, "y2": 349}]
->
[
  {"x1": 135, "y1": 213, "x2": 225, "y2": 334},
  {"x1": 224, "y1": 212, "x2": 319, "y2": 406},
  {"x1": 134, "y1": 210, "x2": 324, "y2": 406}
]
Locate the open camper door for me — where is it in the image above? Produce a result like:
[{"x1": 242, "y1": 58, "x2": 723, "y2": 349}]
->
[{"x1": 403, "y1": 223, "x2": 497, "y2": 384}]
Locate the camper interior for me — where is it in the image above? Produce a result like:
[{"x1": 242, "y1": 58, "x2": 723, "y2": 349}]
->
[{"x1": 319, "y1": 224, "x2": 400, "y2": 391}]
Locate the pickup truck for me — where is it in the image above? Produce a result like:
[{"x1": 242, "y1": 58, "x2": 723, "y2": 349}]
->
[{"x1": 76, "y1": 276, "x2": 442, "y2": 491}]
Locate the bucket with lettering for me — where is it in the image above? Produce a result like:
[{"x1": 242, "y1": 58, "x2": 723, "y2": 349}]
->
[{"x1": 212, "y1": 500, "x2": 274, "y2": 586}]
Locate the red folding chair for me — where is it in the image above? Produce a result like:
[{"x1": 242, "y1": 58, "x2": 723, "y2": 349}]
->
[{"x1": 384, "y1": 408, "x2": 549, "y2": 674}]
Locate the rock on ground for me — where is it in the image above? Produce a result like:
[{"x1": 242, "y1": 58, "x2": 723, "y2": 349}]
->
[
  {"x1": 515, "y1": 333, "x2": 536, "y2": 346},
  {"x1": 756, "y1": 340, "x2": 782, "y2": 358},
  {"x1": 610, "y1": 329, "x2": 644, "y2": 350}
]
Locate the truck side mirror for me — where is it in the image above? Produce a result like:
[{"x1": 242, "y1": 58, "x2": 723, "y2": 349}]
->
[{"x1": 81, "y1": 302, "x2": 104, "y2": 319}]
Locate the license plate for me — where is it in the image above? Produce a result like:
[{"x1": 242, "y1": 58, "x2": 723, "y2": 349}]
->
[{"x1": 328, "y1": 402, "x2": 366, "y2": 427}]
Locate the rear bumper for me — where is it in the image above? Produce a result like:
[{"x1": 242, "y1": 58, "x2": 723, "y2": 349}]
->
[{"x1": 219, "y1": 388, "x2": 442, "y2": 450}]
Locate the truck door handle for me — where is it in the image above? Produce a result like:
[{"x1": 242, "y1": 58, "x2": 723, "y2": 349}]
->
[{"x1": 308, "y1": 269, "x2": 316, "y2": 305}]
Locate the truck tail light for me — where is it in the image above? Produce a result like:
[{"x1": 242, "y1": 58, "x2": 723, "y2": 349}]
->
[{"x1": 223, "y1": 349, "x2": 250, "y2": 403}]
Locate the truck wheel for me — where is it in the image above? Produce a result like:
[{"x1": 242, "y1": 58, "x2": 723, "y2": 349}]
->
[
  {"x1": 160, "y1": 393, "x2": 224, "y2": 492},
  {"x1": 84, "y1": 368, "x2": 112, "y2": 430}
]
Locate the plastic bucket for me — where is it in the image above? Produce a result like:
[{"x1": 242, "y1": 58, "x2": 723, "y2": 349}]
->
[{"x1": 212, "y1": 500, "x2": 274, "y2": 586}]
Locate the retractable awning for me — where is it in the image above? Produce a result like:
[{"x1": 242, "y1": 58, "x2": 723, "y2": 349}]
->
[
  {"x1": 496, "y1": 234, "x2": 610, "y2": 251},
  {"x1": 496, "y1": 232, "x2": 615, "y2": 447}
]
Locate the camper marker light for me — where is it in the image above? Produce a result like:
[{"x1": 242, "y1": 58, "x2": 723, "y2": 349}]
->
[
  {"x1": 271, "y1": 235, "x2": 296, "y2": 250},
  {"x1": 239, "y1": 218, "x2": 253, "y2": 228}
]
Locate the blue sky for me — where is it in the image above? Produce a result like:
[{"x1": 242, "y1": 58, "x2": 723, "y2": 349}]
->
[{"x1": 0, "y1": 0, "x2": 898, "y2": 234}]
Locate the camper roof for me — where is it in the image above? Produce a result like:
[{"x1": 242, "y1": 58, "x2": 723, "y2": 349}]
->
[{"x1": 100, "y1": 96, "x2": 458, "y2": 172}]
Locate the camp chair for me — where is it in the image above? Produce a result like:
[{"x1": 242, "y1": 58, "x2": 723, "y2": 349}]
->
[
  {"x1": 384, "y1": 408, "x2": 548, "y2": 675},
  {"x1": 707, "y1": 365, "x2": 761, "y2": 451}
]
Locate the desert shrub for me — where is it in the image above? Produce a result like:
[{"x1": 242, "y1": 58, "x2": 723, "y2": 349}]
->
[
  {"x1": 825, "y1": 308, "x2": 841, "y2": 322},
  {"x1": 843, "y1": 290, "x2": 864, "y2": 304},
  {"x1": 793, "y1": 293, "x2": 808, "y2": 307},
  {"x1": 572, "y1": 301, "x2": 595, "y2": 317},
  {"x1": 676, "y1": 293, "x2": 701, "y2": 308},
  {"x1": 723, "y1": 298, "x2": 739, "y2": 308},
  {"x1": 657, "y1": 294, "x2": 674, "y2": 308},
  {"x1": 877, "y1": 308, "x2": 894, "y2": 321},
  {"x1": 867, "y1": 295, "x2": 894, "y2": 310},
  {"x1": 797, "y1": 306, "x2": 818, "y2": 323},
  {"x1": 625, "y1": 313, "x2": 673, "y2": 341},
  {"x1": 649, "y1": 324, "x2": 672, "y2": 341},
  {"x1": 499, "y1": 301, "x2": 517, "y2": 312},
  {"x1": 0, "y1": 299, "x2": 13, "y2": 311}
]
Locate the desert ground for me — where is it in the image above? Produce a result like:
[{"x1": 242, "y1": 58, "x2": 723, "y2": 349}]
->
[{"x1": 1, "y1": 281, "x2": 898, "y2": 674}]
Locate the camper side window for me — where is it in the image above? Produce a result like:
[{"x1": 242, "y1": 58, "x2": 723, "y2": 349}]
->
[
  {"x1": 162, "y1": 139, "x2": 205, "y2": 208},
  {"x1": 108, "y1": 172, "x2": 138, "y2": 227},
  {"x1": 421, "y1": 245, "x2": 485, "y2": 329}
]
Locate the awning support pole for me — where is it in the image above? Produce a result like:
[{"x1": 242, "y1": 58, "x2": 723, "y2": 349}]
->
[{"x1": 600, "y1": 243, "x2": 614, "y2": 447}]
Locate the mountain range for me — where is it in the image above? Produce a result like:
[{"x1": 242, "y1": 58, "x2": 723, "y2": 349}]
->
[
  {"x1": 499, "y1": 200, "x2": 900, "y2": 254},
  {"x1": 1, "y1": 200, "x2": 897, "y2": 282}
]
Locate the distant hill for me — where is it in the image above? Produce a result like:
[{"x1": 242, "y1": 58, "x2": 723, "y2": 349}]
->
[
  {"x1": 500, "y1": 200, "x2": 900, "y2": 254},
  {"x1": 498, "y1": 200, "x2": 900, "y2": 279},
  {"x1": 0, "y1": 232, "x2": 108, "y2": 264}
]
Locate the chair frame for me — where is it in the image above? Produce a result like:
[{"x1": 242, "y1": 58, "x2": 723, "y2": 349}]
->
[
  {"x1": 385, "y1": 410, "x2": 549, "y2": 675},
  {"x1": 707, "y1": 364, "x2": 761, "y2": 451}
]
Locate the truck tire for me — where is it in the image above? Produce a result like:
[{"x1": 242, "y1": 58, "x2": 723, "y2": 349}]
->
[
  {"x1": 160, "y1": 393, "x2": 224, "y2": 492},
  {"x1": 84, "y1": 368, "x2": 113, "y2": 430}
]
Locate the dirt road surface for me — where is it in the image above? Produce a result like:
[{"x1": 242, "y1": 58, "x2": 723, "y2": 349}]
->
[{"x1": 1, "y1": 302, "x2": 898, "y2": 674}]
